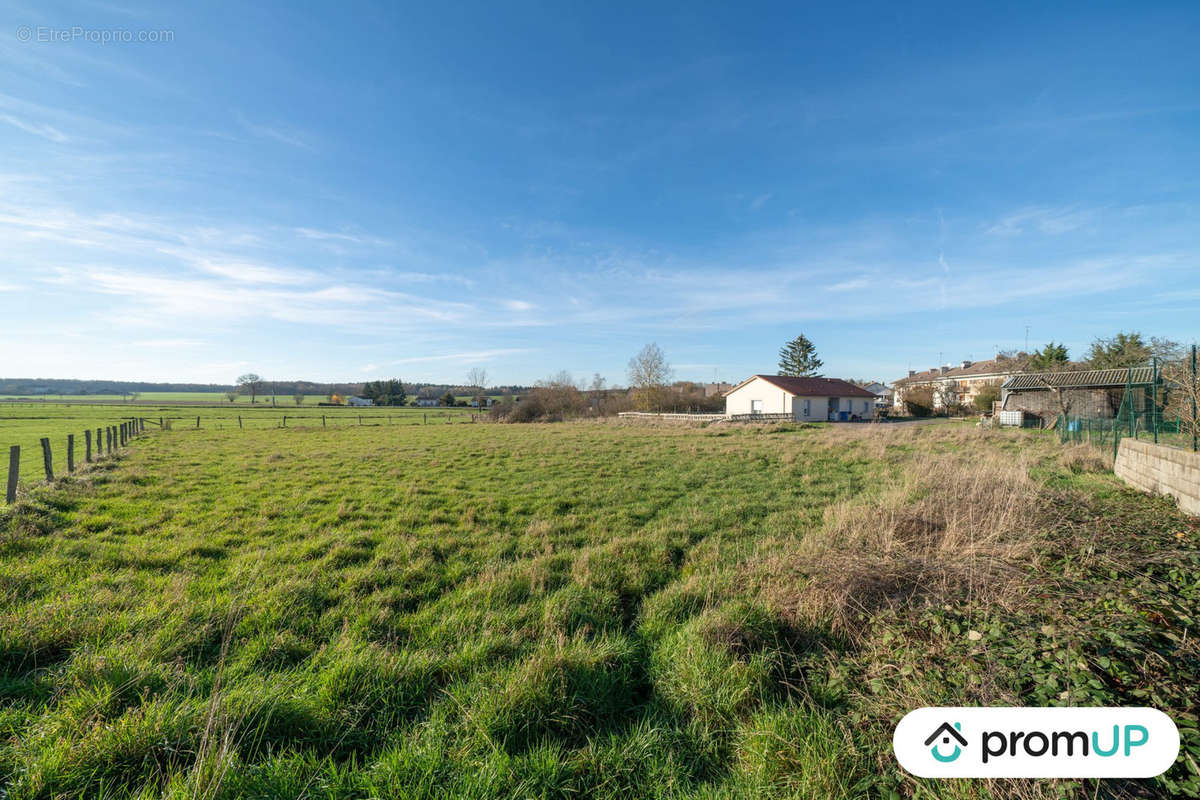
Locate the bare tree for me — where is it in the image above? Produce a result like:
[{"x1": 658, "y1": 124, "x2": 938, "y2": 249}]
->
[
  {"x1": 628, "y1": 343, "x2": 673, "y2": 411},
  {"x1": 466, "y1": 367, "x2": 488, "y2": 391},
  {"x1": 1163, "y1": 350, "x2": 1200, "y2": 445},
  {"x1": 466, "y1": 367, "x2": 489, "y2": 407},
  {"x1": 236, "y1": 373, "x2": 263, "y2": 404}
]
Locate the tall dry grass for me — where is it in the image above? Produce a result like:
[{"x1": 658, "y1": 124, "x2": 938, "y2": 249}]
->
[{"x1": 763, "y1": 435, "x2": 1047, "y2": 640}]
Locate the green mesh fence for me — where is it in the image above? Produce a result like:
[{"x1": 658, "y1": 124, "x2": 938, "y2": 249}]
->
[{"x1": 1056, "y1": 351, "x2": 1198, "y2": 461}]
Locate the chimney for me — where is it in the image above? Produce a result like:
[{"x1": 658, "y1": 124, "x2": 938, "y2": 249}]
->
[
  {"x1": 908, "y1": 370, "x2": 916, "y2": 377},
  {"x1": 961, "y1": 360, "x2": 972, "y2": 369}
]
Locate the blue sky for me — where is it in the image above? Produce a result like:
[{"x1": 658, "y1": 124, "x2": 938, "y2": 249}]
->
[{"x1": 1, "y1": 1, "x2": 1198, "y2": 386}]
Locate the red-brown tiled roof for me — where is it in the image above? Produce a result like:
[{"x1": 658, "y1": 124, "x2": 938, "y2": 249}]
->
[
  {"x1": 893, "y1": 358, "x2": 1022, "y2": 385},
  {"x1": 725, "y1": 375, "x2": 878, "y2": 398}
]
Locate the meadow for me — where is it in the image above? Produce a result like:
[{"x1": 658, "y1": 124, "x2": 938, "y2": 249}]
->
[
  {"x1": 0, "y1": 403, "x2": 477, "y2": 488},
  {"x1": 2, "y1": 393, "x2": 307, "y2": 404},
  {"x1": 0, "y1": 419, "x2": 1197, "y2": 799}
]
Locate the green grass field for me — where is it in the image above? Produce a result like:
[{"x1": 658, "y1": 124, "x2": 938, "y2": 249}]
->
[
  {"x1": 1, "y1": 421, "x2": 1197, "y2": 798},
  {"x1": 3, "y1": 393, "x2": 509, "y2": 405},
  {"x1": 2, "y1": 393, "x2": 301, "y2": 403},
  {"x1": 0, "y1": 404, "x2": 478, "y2": 489}
]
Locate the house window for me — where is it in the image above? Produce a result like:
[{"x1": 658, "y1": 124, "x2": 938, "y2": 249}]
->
[
  {"x1": 803, "y1": 399, "x2": 810, "y2": 416},
  {"x1": 751, "y1": 399, "x2": 763, "y2": 414}
]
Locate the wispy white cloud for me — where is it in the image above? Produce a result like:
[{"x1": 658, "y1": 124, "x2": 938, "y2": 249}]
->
[
  {"x1": 294, "y1": 227, "x2": 389, "y2": 246},
  {"x1": 503, "y1": 299, "x2": 536, "y2": 311},
  {"x1": 184, "y1": 254, "x2": 316, "y2": 285},
  {"x1": 827, "y1": 277, "x2": 869, "y2": 291},
  {"x1": 132, "y1": 338, "x2": 207, "y2": 348},
  {"x1": 748, "y1": 192, "x2": 772, "y2": 212},
  {"x1": 985, "y1": 206, "x2": 1094, "y2": 236},
  {"x1": 237, "y1": 115, "x2": 314, "y2": 150},
  {"x1": 0, "y1": 113, "x2": 68, "y2": 142},
  {"x1": 386, "y1": 348, "x2": 533, "y2": 365}
]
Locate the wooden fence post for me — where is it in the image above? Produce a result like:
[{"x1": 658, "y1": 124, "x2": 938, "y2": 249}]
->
[
  {"x1": 283, "y1": 416, "x2": 287, "y2": 428},
  {"x1": 40, "y1": 438, "x2": 53, "y2": 481},
  {"x1": 238, "y1": 416, "x2": 242, "y2": 429},
  {"x1": 359, "y1": 415, "x2": 362, "y2": 425},
  {"x1": 196, "y1": 416, "x2": 200, "y2": 429},
  {"x1": 96, "y1": 428, "x2": 102, "y2": 457},
  {"x1": 85, "y1": 429, "x2": 92, "y2": 462},
  {"x1": 322, "y1": 415, "x2": 326, "y2": 427},
  {"x1": 424, "y1": 413, "x2": 427, "y2": 425},
  {"x1": 160, "y1": 416, "x2": 164, "y2": 429},
  {"x1": 120, "y1": 424, "x2": 126, "y2": 447},
  {"x1": 6, "y1": 446, "x2": 18, "y2": 503},
  {"x1": 67, "y1": 434, "x2": 75, "y2": 473},
  {"x1": 106, "y1": 427, "x2": 112, "y2": 453}
]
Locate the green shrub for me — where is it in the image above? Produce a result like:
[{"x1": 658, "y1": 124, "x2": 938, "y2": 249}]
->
[{"x1": 902, "y1": 385, "x2": 934, "y2": 417}]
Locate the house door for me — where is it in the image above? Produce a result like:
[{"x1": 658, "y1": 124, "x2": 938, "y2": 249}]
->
[{"x1": 827, "y1": 398, "x2": 838, "y2": 420}]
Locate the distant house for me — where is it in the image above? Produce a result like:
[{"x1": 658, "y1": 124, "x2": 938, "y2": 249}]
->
[
  {"x1": 862, "y1": 381, "x2": 893, "y2": 408},
  {"x1": 703, "y1": 382, "x2": 733, "y2": 398},
  {"x1": 892, "y1": 359, "x2": 1020, "y2": 411},
  {"x1": 724, "y1": 375, "x2": 878, "y2": 421},
  {"x1": 346, "y1": 396, "x2": 374, "y2": 407},
  {"x1": 415, "y1": 397, "x2": 439, "y2": 407}
]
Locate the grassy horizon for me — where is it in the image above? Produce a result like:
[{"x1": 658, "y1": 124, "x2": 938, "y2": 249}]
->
[{"x1": 1, "y1": 420, "x2": 1196, "y2": 798}]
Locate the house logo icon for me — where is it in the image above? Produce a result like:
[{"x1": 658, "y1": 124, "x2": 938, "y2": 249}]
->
[{"x1": 924, "y1": 721, "x2": 967, "y2": 763}]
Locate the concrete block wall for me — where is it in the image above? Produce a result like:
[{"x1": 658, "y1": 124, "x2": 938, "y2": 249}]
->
[{"x1": 1114, "y1": 438, "x2": 1200, "y2": 516}]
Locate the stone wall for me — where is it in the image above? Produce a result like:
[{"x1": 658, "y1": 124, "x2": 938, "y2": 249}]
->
[{"x1": 1114, "y1": 438, "x2": 1200, "y2": 516}]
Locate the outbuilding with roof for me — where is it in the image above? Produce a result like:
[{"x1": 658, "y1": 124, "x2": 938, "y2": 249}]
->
[{"x1": 1000, "y1": 366, "x2": 1159, "y2": 421}]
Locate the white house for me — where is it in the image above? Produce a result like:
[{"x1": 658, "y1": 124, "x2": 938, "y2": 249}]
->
[
  {"x1": 724, "y1": 375, "x2": 878, "y2": 421},
  {"x1": 862, "y1": 381, "x2": 893, "y2": 408},
  {"x1": 346, "y1": 396, "x2": 374, "y2": 407}
]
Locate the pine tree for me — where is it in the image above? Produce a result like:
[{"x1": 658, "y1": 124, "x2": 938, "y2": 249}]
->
[
  {"x1": 1029, "y1": 342, "x2": 1070, "y2": 370},
  {"x1": 778, "y1": 334, "x2": 823, "y2": 377}
]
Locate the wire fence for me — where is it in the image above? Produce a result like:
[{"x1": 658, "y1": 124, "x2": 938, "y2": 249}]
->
[
  {"x1": 1, "y1": 410, "x2": 484, "y2": 506},
  {"x1": 1057, "y1": 347, "x2": 1199, "y2": 462},
  {"x1": 4, "y1": 418, "x2": 144, "y2": 504}
]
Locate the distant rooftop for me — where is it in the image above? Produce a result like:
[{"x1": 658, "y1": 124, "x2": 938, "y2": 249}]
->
[{"x1": 894, "y1": 358, "x2": 1021, "y2": 384}]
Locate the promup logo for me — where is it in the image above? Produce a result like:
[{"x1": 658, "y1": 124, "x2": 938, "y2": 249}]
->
[
  {"x1": 924, "y1": 722, "x2": 967, "y2": 762},
  {"x1": 894, "y1": 707, "x2": 1179, "y2": 778}
]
